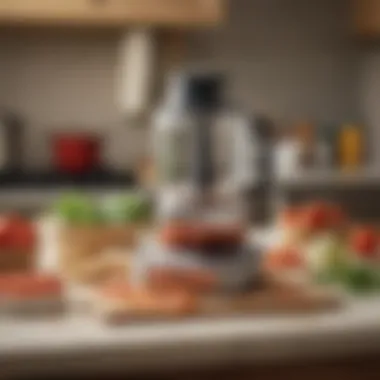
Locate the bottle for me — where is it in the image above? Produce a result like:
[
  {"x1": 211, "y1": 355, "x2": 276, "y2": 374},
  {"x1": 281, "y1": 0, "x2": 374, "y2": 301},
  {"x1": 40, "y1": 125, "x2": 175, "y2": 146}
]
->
[
  {"x1": 152, "y1": 73, "x2": 194, "y2": 221},
  {"x1": 338, "y1": 124, "x2": 363, "y2": 171},
  {"x1": 153, "y1": 73, "x2": 192, "y2": 187},
  {"x1": 315, "y1": 124, "x2": 334, "y2": 169},
  {"x1": 294, "y1": 121, "x2": 316, "y2": 169},
  {"x1": 319, "y1": 123, "x2": 339, "y2": 168},
  {"x1": 273, "y1": 138, "x2": 303, "y2": 179}
]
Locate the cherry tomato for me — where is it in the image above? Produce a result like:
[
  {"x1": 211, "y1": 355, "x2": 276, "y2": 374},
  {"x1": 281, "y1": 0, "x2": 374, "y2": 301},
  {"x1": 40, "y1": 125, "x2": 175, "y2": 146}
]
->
[{"x1": 351, "y1": 227, "x2": 378, "y2": 258}]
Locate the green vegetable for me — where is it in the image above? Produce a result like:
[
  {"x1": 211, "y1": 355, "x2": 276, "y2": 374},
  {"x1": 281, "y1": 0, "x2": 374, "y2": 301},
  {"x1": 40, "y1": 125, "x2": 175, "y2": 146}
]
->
[
  {"x1": 342, "y1": 264, "x2": 378, "y2": 293},
  {"x1": 54, "y1": 193, "x2": 103, "y2": 226},
  {"x1": 307, "y1": 235, "x2": 348, "y2": 283},
  {"x1": 101, "y1": 193, "x2": 152, "y2": 224},
  {"x1": 54, "y1": 191, "x2": 152, "y2": 226}
]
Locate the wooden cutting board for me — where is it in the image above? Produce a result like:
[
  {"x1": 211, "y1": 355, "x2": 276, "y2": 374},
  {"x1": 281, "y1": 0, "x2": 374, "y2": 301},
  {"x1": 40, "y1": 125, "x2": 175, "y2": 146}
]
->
[
  {"x1": 199, "y1": 277, "x2": 341, "y2": 316},
  {"x1": 96, "y1": 276, "x2": 342, "y2": 324}
]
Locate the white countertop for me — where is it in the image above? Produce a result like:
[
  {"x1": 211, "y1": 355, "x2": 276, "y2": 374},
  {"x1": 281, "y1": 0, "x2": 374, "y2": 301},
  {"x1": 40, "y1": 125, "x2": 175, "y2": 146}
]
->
[
  {"x1": 1, "y1": 296, "x2": 380, "y2": 377},
  {"x1": 1, "y1": 227, "x2": 380, "y2": 377}
]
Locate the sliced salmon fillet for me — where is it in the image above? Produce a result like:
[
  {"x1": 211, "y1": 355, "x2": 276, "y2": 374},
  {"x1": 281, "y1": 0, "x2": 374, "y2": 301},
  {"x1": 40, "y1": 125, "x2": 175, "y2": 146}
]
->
[
  {"x1": 0, "y1": 274, "x2": 62, "y2": 299},
  {"x1": 99, "y1": 283, "x2": 197, "y2": 317},
  {"x1": 147, "y1": 267, "x2": 218, "y2": 293}
]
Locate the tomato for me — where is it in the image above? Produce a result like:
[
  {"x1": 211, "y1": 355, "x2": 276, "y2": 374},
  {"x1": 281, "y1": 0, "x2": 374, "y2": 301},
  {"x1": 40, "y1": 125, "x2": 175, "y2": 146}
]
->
[
  {"x1": 302, "y1": 202, "x2": 331, "y2": 232},
  {"x1": 0, "y1": 217, "x2": 11, "y2": 248},
  {"x1": 9, "y1": 221, "x2": 36, "y2": 251},
  {"x1": 281, "y1": 203, "x2": 346, "y2": 233},
  {"x1": 351, "y1": 227, "x2": 378, "y2": 258},
  {"x1": 0, "y1": 214, "x2": 28, "y2": 250}
]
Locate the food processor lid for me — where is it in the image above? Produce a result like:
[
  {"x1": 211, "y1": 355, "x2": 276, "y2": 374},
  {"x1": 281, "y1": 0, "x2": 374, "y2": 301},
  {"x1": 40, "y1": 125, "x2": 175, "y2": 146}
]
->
[{"x1": 186, "y1": 72, "x2": 224, "y2": 112}]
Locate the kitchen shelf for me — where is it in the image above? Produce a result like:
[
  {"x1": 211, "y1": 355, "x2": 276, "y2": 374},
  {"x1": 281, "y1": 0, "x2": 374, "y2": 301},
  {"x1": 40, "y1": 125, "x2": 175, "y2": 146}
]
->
[
  {"x1": 276, "y1": 169, "x2": 380, "y2": 188},
  {"x1": 0, "y1": 169, "x2": 135, "y2": 189},
  {"x1": 0, "y1": 169, "x2": 137, "y2": 210}
]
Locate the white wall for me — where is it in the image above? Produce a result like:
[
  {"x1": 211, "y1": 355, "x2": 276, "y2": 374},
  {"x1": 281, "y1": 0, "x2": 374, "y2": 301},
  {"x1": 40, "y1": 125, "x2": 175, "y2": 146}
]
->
[{"x1": 0, "y1": 0, "x2": 359, "y2": 170}]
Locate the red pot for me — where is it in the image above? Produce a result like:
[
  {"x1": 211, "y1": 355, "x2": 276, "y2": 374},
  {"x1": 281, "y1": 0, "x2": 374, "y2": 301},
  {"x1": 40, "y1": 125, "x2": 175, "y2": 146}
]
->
[{"x1": 53, "y1": 134, "x2": 101, "y2": 174}]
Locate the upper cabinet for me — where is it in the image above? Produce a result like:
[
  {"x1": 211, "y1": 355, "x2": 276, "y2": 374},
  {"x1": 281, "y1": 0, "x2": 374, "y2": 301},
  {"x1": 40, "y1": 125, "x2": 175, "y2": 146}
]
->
[
  {"x1": 353, "y1": 0, "x2": 380, "y2": 37},
  {"x1": 0, "y1": 0, "x2": 225, "y2": 28}
]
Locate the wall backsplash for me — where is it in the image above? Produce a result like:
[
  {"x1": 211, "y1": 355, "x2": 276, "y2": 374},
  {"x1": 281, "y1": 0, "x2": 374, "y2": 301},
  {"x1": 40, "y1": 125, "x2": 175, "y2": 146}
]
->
[
  {"x1": 0, "y1": 31, "x2": 148, "y2": 170},
  {"x1": 190, "y1": 0, "x2": 359, "y2": 121},
  {"x1": 0, "y1": 0, "x2": 359, "y2": 170},
  {"x1": 359, "y1": 49, "x2": 380, "y2": 168}
]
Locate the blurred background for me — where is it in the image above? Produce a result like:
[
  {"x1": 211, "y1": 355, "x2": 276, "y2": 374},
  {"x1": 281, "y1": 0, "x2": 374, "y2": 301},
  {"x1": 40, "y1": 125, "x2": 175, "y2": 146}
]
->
[
  {"x1": 0, "y1": 0, "x2": 376, "y2": 220},
  {"x1": 2, "y1": 1, "x2": 380, "y2": 379}
]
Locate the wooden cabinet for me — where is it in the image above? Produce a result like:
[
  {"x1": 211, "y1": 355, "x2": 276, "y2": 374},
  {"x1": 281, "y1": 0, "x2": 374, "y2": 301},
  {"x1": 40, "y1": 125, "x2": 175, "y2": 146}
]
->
[
  {"x1": 353, "y1": 0, "x2": 380, "y2": 37},
  {"x1": 0, "y1": 0, "x2": 225, "y2": 28}
]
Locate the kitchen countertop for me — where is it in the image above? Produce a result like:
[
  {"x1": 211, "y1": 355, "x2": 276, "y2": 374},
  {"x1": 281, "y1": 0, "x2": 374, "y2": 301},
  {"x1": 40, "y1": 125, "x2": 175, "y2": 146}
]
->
[
  {"x1": 1, "y1": 228, "x2": 380, "y2": 377},
  {"x1": 1, "y1": 297, "x2": 380, "y2": 377}
]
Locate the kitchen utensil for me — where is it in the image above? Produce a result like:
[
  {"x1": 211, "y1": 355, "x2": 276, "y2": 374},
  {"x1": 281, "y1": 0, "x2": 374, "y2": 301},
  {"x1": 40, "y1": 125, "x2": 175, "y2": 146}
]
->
[
  {"x1": 117, "y1": 28, "x2": 155, "y2": 119},
  {"x1": 154, "y1": 71, "x2": 271, "y2": 223}
]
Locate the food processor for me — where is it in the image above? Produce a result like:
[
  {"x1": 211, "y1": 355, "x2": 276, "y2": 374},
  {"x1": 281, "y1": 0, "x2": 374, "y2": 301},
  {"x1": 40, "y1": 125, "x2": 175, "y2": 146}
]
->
[{"x1": 133, "y1": 72, "x2": 262, "y2": 293}]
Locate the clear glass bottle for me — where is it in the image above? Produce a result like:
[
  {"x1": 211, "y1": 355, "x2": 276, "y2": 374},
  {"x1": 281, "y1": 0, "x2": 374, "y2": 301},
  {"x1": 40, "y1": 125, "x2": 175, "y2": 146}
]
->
[
  {"x1": 153, "y1": 73, "x2": 193, "y2": 187},
  {"x1": 152, "y1": 73, "x2": 194, "y2": 221}
]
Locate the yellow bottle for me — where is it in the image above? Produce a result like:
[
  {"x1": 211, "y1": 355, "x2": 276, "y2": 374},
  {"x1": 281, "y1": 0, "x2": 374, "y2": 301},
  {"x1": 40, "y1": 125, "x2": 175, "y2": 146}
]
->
[{"x1": 338, "y1": 124, "x2": 363, "y2": 171}]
